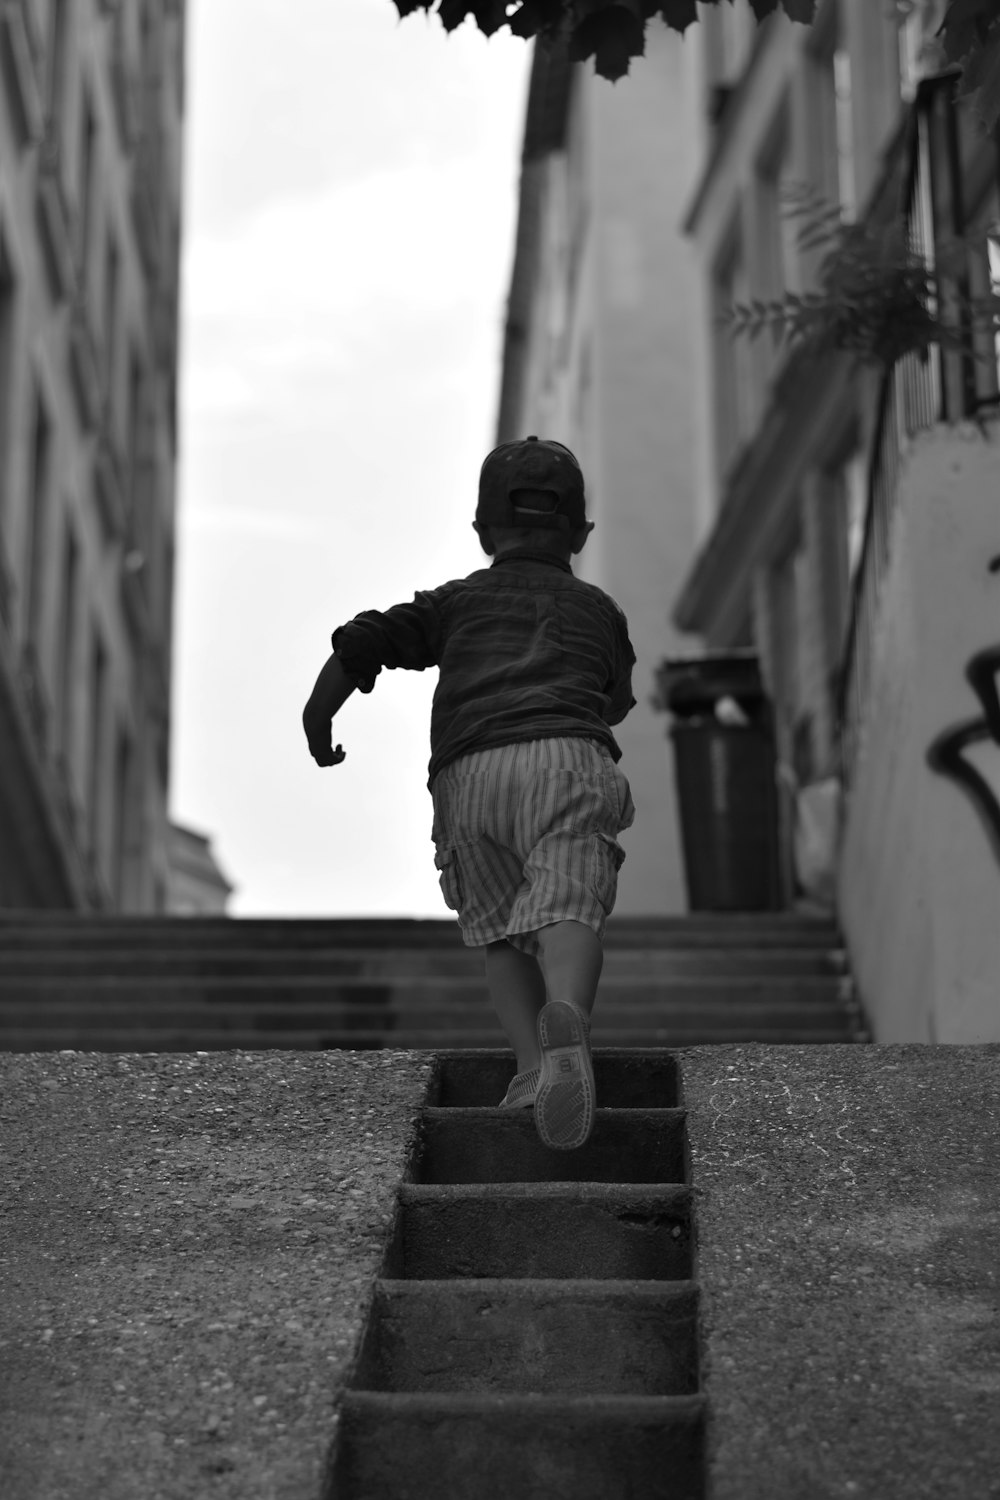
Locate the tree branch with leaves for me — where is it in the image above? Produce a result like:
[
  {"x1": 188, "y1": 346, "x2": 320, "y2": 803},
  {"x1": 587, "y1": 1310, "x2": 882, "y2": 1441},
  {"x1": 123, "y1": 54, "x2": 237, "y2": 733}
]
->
[{"x1": 392, "y1": 0, "x2": 1000, "y2": 129}]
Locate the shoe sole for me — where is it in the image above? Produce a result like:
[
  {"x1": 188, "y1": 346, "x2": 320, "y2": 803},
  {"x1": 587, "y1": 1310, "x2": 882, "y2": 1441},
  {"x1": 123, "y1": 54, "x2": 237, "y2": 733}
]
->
[{"x1": 534, "y1": 1000, "x2": 595, "y2": 1151}]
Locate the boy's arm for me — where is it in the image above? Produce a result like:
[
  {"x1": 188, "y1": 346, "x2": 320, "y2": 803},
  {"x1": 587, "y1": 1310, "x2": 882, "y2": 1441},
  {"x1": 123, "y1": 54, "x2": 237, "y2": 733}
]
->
[
  {"x1": 606, "y1": 611, "x2": 638, "y2": 726},
  {"x1": 302, "y1": 652, "x2": 356, "y2": 766}
]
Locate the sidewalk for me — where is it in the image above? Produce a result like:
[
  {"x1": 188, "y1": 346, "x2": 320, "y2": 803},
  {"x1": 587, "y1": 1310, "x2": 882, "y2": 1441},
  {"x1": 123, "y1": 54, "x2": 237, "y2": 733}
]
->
[{"x1": 2, "y1": 1044, "x2": 999, "y2": 1498}]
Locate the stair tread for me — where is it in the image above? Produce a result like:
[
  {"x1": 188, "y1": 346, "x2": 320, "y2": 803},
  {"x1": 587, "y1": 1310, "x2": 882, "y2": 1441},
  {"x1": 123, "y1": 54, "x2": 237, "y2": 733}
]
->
[
  {"x1": 375, "y1": 1277, "x2": 698, "y2": 1296},
  {"x1": 341, "y1": 1389, "x2": 706, "y2": 1413}
]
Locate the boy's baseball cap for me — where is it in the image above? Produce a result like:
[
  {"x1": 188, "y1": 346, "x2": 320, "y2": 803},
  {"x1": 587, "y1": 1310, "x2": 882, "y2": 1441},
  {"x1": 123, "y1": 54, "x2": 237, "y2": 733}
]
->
[{"x1": 476, "y1": 435, "x2": 586, "y2": 533}]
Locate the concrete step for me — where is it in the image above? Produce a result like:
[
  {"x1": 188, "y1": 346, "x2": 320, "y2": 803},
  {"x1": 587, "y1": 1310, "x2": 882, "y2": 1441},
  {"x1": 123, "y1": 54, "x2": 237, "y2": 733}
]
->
[
  {"x1": 0, "y1": 974, "x2": 850, "y2": 1006},
  {"x1": 0, "y1": 994, "x2": 851, "y2": 1025},
  {"x1": 0, "y1": 912, "x2": 841, "y2": 950},
  {"x1": 431, "y1": 1049, "x2": 681, "y2": 1108},
  {"x1": 332, "y1": 1390, "x2": 706, "y2": 1500},
  {"x1": 388, "y1": 1183, "x2": 693, "y2": 1281},
  {"x1": 0, "y1": 1025, "x2": 859, "y2": 1050},
  {"x1": 353, "y1": 1278, "x2": 700, "y2": 1395},
  {"x1": 0, "y1": 945, "x2": 848, "y2": 977},
  {"x1": 413, "y1": 1107, "x2": 686, "y2": 1186}
]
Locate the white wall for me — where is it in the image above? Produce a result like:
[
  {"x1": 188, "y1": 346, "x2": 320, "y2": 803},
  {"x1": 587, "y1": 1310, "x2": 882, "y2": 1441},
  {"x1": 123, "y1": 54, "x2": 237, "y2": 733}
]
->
[
  {"x1": 839, "y1": 417, "x2": 1000, "y2": 1040},
  {"x1": 581, "y1": 22, "x2": 705, "y2": 915}
]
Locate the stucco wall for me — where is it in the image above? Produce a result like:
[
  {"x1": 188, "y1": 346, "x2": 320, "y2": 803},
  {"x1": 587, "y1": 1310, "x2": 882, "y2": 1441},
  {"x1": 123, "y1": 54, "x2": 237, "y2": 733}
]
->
[
  {"x1": 581, "y1": 23, "x2": 704, "y2": 916},
  {"x1": 839, "y1": 419, "x2": 1000, "y2": 1041}
]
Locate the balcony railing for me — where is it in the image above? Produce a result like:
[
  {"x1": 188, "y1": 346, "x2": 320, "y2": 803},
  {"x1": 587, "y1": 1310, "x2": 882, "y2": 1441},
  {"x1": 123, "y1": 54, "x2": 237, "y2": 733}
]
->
[{"x1": 836, "y1": 74, "x2": 1000, "y2": 784}]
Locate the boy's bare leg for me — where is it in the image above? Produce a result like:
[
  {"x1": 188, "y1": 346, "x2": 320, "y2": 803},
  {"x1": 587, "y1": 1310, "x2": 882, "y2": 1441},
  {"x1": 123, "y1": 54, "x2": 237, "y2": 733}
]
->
[
  {"x1": 484, "y1": 940, "x2": 547, "y2": 1073},
  {"x1": 536, "y1": 919, "x2": 604, "y2": 1022}
]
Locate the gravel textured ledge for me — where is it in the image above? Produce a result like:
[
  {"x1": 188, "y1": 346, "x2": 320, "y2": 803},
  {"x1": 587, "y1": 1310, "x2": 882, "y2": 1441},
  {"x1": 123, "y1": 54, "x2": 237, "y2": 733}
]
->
[
  {"x1": 0, "y1": 1050, "x2": 434, "y2": 1500},
  {"x1": 681, "y1": 1044, "x2": 1000, "y2": 1500}
]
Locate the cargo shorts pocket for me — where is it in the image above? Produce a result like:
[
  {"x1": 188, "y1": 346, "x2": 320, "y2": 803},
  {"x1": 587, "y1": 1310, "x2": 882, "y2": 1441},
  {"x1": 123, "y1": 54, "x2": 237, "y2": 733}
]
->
[
  {"x1": 590, "y1": 831, "x2": 626, "y2": 915},
  {"x1": 434, "y1": 846, "x2": 463, "y2": 915}
]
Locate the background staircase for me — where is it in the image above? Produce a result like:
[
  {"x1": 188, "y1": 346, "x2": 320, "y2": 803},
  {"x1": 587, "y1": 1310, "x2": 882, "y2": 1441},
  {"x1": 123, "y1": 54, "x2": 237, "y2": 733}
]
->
[{"x1": 0, "y1": 912, "x2": 866, "y2": 1050}]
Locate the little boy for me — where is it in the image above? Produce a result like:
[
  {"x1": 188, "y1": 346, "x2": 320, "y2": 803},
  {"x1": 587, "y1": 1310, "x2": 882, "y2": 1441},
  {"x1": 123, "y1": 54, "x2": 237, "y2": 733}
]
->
[{"x1": 302, "y1": 436, "x2": 636, "y2": 1150}]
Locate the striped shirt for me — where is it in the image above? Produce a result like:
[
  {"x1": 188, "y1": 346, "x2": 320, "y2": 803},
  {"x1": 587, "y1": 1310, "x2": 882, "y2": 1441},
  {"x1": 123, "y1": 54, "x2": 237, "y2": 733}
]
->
[{"x1": 331, "y1": 548, "x2": 637, "y2": 786}]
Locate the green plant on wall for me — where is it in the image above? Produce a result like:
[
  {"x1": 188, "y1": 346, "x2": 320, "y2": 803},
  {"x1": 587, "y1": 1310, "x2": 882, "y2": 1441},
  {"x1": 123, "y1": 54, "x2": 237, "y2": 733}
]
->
[
  {"x1": 390, "y1": 0, "x2": 1000, "y2": 130},
  {"x1": 722, "y1": 185, "x2": 1000, "y2": 370}
]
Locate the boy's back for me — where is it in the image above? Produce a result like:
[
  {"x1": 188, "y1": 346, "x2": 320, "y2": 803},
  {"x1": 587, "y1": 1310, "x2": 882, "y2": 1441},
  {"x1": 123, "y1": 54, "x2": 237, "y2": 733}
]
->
[{"x1": 332, "y1": 546, "x2": 635, "y2": 784}]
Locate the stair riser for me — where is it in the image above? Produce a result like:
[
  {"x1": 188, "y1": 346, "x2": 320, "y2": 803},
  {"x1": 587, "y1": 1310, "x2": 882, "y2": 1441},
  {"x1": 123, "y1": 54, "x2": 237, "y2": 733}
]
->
[
  {"x1": 0, "y1": 951, "x2": 845, "y2": 978},
  {"x1": 0, "y1": 980, "x2": 849, "y2": 1007},
  {"x1": 0, "y1": 1027, "x2": 860, "y2": 1050},
  {"x1": 332, "y1": 1397, "x2": 705, "y2": 1500},
  {"x1": 431, "y1": 1052, "x2": 679, "y2": 1108},
  {"x1": 0, "y1": 1001, "x2": 852, "y2": 1029},
  {"x1": 355, "y1": 1282, "x2": 699, "y2": 1396},
  {"x1": 0, "y1": 916, "x2": 838, "y2": 950},
  {"x1": 388, "y1": 1193, "x2": 692, "y2": 1281},
  {"x1": 414, "y1": 1110, "x2": 686, "y2": 1186}
]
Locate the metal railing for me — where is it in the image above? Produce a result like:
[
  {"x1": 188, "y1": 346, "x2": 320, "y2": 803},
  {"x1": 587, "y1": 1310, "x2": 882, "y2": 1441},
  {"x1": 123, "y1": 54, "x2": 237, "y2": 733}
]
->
[{"x1": 836, "y1": 74, "x2": 1000, "y2": 783}]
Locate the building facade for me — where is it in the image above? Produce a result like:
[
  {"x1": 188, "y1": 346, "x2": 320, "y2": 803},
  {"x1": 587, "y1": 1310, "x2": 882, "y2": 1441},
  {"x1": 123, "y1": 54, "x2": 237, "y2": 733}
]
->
[
  {"x1": 496, "y1": 25, "x2": 707, "y2": 916},
  {"x1": 0, "y1": 0, "x2": 185, "y2": 909},
  {"x1": 166, "y1": 822, "x2": 233, "y2": 915},
  {"x1": 676, "y1": 0, "x2": 1000, "y2": 1036}
]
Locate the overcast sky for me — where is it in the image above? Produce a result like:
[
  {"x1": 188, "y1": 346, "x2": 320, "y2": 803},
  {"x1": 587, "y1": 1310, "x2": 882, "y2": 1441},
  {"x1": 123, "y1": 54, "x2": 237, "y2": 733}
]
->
[{"x1": 170, "y1": 1, "x2": 530, "y2": 915}]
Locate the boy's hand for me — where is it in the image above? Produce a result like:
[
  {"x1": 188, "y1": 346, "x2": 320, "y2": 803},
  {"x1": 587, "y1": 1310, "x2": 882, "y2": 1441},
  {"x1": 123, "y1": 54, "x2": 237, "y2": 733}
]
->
[
  {"x1": 307, "y1": 736, "x2": 346, "y2": 767},
  {"x1": 303, "y1": 653, "x2": 357, "y2": 767}
]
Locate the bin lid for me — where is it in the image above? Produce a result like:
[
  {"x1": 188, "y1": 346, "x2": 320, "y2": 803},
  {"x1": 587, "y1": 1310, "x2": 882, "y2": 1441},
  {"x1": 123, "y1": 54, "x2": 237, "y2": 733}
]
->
[{"x1": 655, "y1": 651, "x2": 765, "y2": 714}]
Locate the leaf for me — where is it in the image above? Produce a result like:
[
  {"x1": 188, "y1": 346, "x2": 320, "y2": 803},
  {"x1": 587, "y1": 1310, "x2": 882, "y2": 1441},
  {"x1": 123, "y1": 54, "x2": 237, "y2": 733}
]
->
[
  {"x1": 506, "y1": 0, "x2": 565, "y2": 38},
  {"x1": 437, "y1": 0, "x2": 473, "y2": 29},
  {"x1": 569, "y1": 5, "x2": 647, "y2": 81},
  {"x1": 656, "y1": 0, "x2": 699, "y2": 31},
  {"x1": 472, "y1": 0, "x2": 510, "y2": 32},
  {"x1": 778, "y1": 0, "x2": 818, "y2": 21}
]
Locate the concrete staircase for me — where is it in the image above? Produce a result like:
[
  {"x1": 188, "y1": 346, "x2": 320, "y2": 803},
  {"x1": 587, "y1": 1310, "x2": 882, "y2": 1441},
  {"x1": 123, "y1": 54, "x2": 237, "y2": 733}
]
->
[
  {"x1": 333, "y1": 1049, "x2": 702, "y2": 1498},
  {"x1": 0, "y1": 912, "x2": 865, "y2": 1050}
]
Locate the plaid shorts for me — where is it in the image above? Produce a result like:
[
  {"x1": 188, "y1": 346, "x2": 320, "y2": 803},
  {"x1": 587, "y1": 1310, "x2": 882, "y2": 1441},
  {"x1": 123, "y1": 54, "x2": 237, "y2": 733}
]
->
[{"x1": 430, "y1": 737, "x2": 635, "y2": 954}]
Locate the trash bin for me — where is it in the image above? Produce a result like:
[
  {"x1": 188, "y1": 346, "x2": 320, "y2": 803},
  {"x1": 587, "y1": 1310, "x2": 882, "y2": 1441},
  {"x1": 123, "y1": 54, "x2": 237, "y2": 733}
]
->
[{"x1": 655, "y1": 652, "x2": 781, "y2": 912}]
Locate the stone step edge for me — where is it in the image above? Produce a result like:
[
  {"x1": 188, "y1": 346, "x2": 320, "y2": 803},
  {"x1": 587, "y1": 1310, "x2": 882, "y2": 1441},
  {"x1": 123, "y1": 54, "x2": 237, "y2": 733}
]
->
[
  {"x1": 418, "y1": 1106, "x2": 686, "y2": 1124},
  {"x1": 0, "y1": 973, "x2": 849, "y2": 990},
  {"x1": 0, "y1": 1030, "x2": 862, "y2": 1049},
  {"x1": 339, "y1": 1389, "x2": 707, "y2": 1418},
  {"x1": 373, "y1": 1277, "x2": 698, "y2": 1300},
  {"x1": 397, "y1": 1180, "x2": 692, "y2": 1204}
]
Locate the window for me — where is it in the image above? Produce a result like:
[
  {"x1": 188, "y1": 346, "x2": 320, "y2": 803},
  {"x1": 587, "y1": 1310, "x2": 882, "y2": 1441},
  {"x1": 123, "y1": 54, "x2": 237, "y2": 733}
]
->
[
  {"x1": 127, "y1": 348, "x2": 145, "y2": 513},
  {"x1": 24, "y1": 385, "x2": 51, "y2": 644},
  {"x1": 113, "y1": 726, "x2": 133, "y2": 907},
  {"x1": 809, "y1": 5, "x2": 856, "y2": 221},
  {"x1": 755, "y1": 102, "x2": 800, "y2": 368},
  {"x1": 87, "y1": 628, "x2": 106, "y2": 859},
  {"x1": 770, "y1": 528, "x2": 815, "y2": 783},
  {"x1": 46, "y1": 0, "x2": 69, "y2": 130},
  {"x1": 833, "y1": 45, "x2": 856, "y2": 220},
  {"x1": 56, "y1": 514, "x2": 79, "y2": 755},
  {"x1": 0, "y1": 234, "x2": 15, "y2": 542},
  {"x1": 898, "y1": 0, "x2": 948, "y2": 101},
  {"x1": 712, "y1": 224, "x2": 755, "y2": 477},
  {"x1": 102, "y1": 229, "x2": 119, "y2": 401},
  {"x1": 989, "y1": 231, "x2": 1000, "y2": 391},
  {"x1": 77, "y1": 85, "x2": 96, "y2": 277},
  {"x1": 821, "y1": 443, "x2": 867, "y2": 651}
]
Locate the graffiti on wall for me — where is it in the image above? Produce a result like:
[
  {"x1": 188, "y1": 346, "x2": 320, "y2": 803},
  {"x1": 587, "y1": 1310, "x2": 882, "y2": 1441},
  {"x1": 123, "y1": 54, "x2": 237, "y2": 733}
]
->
[{"x1": 926, "y1": 645, "x2": 1000, "y2": 867}]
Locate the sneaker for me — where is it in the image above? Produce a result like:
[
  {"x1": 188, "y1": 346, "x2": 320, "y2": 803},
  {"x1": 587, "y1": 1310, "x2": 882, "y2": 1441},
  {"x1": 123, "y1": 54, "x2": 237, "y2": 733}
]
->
[
  {"x1": 534, "y1": 1000, "x2": 595, "y2": 1150},
  {"x1": 498, "y1": 1067, "x2": 540, "y2": 1110}
]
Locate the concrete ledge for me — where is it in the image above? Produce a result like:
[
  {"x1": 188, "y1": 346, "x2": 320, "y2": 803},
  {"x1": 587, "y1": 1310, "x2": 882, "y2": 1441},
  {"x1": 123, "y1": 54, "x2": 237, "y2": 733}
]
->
[
  {"x1": 0, "y1": 1050, "x2": 433, "y2": 1500},
  {"x1": 3, "y1": 1045, "x2": 999, "y2": 1498},
  {"x1": 681, "y1": 1043, "x2": 1000, "y2": 1500}
]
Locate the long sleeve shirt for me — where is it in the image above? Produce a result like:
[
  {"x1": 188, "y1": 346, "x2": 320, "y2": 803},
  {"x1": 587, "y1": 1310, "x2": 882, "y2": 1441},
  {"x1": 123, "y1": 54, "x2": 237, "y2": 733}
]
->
[{"x1": 331, "y1": 548, "x2": 637, "y2": 787}]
